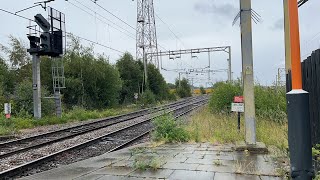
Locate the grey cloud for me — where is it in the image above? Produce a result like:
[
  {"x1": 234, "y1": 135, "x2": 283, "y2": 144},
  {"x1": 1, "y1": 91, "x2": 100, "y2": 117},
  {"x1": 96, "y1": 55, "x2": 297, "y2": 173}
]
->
[
  {"x1": 271, "y1": 19, "x2": 284, "y2": 30},
  {"x1": 194, "y1": 1, "x2": 238, "y2": 19}
]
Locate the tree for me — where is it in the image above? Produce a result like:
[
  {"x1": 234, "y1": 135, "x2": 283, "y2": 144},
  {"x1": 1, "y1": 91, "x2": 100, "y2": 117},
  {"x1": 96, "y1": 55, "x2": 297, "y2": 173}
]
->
[
  {"x1": 116, "y1": 53, "x2": 143, "y2": 104},
  {"x1": 167, "y1": 83, "x2": 175, "y2": 90},
  {"x1": 175, "y1": 78, "x2": 192, "y2": 98},
  {"x1": 62, "y1": 36, "x2": 122, "y2": 109},
  {"x1": 200, "y1": 86, "x2": 206, "y2": 94},
  {"x1": 0, "y1": 35, "x2": 31, "y2": 68},
  {"x1": 147, "y1": 63, "x2": 170, "y2": 101}
]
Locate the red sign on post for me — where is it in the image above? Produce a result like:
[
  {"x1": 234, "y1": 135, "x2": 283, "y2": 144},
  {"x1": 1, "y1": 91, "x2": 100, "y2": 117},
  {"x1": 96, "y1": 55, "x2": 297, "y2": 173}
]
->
[{"x1": 234, "y1": 96, "x2": 244, "y2": 103}]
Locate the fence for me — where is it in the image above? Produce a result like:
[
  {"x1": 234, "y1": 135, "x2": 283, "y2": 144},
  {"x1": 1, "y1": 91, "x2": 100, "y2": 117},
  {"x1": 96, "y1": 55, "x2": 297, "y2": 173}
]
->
[{"x1": 302, "y1": 49, "x2": 320, "y2": 145}]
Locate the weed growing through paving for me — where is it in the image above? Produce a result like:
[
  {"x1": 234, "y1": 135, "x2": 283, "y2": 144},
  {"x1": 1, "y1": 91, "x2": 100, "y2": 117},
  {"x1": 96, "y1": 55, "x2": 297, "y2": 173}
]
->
[
  {"x1": 152, "y1": 114, "x2": 190, "y2": 143},
  {"x1": 131, "y1": 147, "x2": 162, "y2": 171},
  {"x1": 213, "y1": 160, "x2": 222, "y2": 166}
]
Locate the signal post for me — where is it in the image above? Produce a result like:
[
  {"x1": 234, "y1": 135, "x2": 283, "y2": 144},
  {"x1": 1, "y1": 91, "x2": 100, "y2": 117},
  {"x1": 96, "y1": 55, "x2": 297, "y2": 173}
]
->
[{"x1": 284, "y1": 0, "x2": 314, "y2": 179}]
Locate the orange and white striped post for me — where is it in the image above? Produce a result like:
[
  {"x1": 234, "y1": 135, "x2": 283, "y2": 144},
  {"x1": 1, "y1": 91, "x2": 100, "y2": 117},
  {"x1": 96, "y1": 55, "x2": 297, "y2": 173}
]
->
[{"x1": 285, "y1": 0, "x2": 314, "y2": 179}]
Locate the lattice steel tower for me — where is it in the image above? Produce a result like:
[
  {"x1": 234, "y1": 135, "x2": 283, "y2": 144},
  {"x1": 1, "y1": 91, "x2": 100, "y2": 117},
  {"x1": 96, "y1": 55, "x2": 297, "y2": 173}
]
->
[{"x1": 136, "y1": 0, "x2": 159, "y2": 69}]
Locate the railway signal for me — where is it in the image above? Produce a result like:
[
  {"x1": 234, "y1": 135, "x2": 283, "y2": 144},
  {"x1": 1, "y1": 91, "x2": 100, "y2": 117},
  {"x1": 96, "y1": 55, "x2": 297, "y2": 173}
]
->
[{"x1": 27, "y1": 8, "x2": 65, "y2": 119}]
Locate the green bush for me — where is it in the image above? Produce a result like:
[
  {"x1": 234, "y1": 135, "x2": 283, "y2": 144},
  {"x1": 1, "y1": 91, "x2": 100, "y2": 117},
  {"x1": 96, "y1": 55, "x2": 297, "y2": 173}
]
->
[
  {"x1": 152, "y1": 114, "x2": 190, "y2": 143},
  {"x1": 209, "y1": 82, "x2": 287, "y2": 122},
  {"x1": 176, "y1": 78, "x2": 192, "y2": 98},
  {"x1": 255, "y1": 86, "x2": 286, "y2": 122},
  {"x1": 200, "y1": 86, "x2": 206, "y2": 94},
  {"x1": 167, "y1": 92, "x2": 177, "y2": 101},
  {"x1": 139, "y1": 90, "x2": 156, "y2": 107},
  {"x1": 209, "y1": 82, "x2": 241, "y2": 113}
]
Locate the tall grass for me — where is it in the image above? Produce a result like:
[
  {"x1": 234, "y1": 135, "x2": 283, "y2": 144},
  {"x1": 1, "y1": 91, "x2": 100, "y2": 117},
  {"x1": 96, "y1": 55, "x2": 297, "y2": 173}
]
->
[
  {"x1": 209, "y1": 82, "x2": 287, "y2": 123},
  {"x1": 0, "y1": 107, "x2": 135, "y2": 136},
  {"x1": 186, "y1": 107, "x2": 288, "y2": 150}
]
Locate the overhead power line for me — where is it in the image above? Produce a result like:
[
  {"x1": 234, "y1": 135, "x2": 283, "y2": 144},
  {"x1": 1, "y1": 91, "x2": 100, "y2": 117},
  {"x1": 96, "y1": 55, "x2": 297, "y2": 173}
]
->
[
  {"x1": 68, "y1": 0, "x2": 135, "y2": 39},
  {"x1": 0, "y1": 7, "x2": 125, "y2": 54},
  {"x1": 89, "y1": 0, "x2": 167, "y2": 51},
  {"x1": 155, "y1": 13, "x2": 187, "y2": 49},
  {"x1": 88, "y1": 0, "x2": 136, "y2": 30}
]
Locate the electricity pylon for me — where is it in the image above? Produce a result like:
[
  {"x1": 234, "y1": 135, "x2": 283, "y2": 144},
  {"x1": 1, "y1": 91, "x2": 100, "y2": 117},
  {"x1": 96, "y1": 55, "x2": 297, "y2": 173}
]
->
[{"x1": 136, "y1": 0, "x2": 159, "y2": 88}]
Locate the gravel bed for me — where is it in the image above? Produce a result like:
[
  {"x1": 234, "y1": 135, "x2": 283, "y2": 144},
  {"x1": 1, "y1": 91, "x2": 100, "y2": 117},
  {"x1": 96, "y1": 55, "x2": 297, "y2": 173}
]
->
[
  {"x1": 0, "y1": 114, "x2": 152, "y2": 172},
  {"x1": 17, "y1": 122, "x2": 153, "y2": 178}
]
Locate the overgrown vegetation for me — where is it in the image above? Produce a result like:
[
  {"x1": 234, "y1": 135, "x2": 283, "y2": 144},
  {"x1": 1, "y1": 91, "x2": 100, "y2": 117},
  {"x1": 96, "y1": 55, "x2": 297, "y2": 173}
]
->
[
  {"x1": 175, "y1": 78, "x2": 192, "y2": 98},
  {"x1": 200, "y1": 86, "x2": 206, "y2": 94},
  {"x1": 199, "y1": 82, "x2": 288, "y2": 149},
  {"x1": 0, "y1": 35, "x2": 173, "y2": 135},
  {"x1": 152, "y1": 114, "x2": 190, "y2": 143},
  {"x1": 209, "y1": 82, "x2": 241, "y2": 113},
  {"x1": 139, "y1": 89, "x2": 156, "y2": 107},
  {"x1": 209, "y1": 82, "x2": 287, "y2": 122},
  {"x1": 186, "y1": 107, "x2": 288, "y2": 150}
]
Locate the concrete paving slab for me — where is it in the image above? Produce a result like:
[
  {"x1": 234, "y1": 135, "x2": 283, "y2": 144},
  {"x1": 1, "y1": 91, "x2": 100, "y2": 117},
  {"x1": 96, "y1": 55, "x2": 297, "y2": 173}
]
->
[
  {"x1": 71, "y1": 156, "x2": 123, "y2": 168},
  {"x1": 179, "y1": 153, "x2": 205, "y2": 159},
  {"x1": 185, "y1": 157, "x2": 217, "y2": 165},
  {"x1": 196, "y1": 163, "x2": 236, "y2": 173},
  {"x1": 129, "y1": 169, "x2": 174, "y2": 179},
  {"x1": 74, "y1": 174, "x2": 105, "y2": 180},
  {"x1": 93, "y1": 166, "x2": 135, "y2": 176},
  {"x1": 214, "y1": 172, "x2": 261, "y2": 180},
  {"x1": 166, "y1": 157, "x2": 188, "y2": 163},
  {"x1": 168, "y1": 170, "x2": 214, "y2": 180},
  {"x1": 19, "y1": 143, "x2": 285, "y2": 180},
  {"x1": 97, "y1": 175, "x2": 157, "y2": 180},
  {"x1": 260, "y1": 175, "x2": 283, "y2": 180},
  {"x1": 233, "y1": 152, "x2": 278, "y2": 175},
  {"x1": 20, "y1": 166, "x2": 96, "y2": 180},
  {"x1": 162, "y1": 162, "x2": 199, "y2": 171},
  {"x1": 112, "y1": 159, "x2": 134, "y2": 167},
  {"x1": 203, "y1": 154, "x2": 234, "y2": 161}
]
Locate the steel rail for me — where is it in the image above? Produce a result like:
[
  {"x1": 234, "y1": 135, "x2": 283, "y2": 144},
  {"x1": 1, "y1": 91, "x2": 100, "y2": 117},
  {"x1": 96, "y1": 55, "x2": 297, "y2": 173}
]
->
[
  {"x1": 0, "y1": 97, "x2": 200, "y2": 159},
  {"x1": 0, "y1": 97, "x2": 208, "y2": 179}
]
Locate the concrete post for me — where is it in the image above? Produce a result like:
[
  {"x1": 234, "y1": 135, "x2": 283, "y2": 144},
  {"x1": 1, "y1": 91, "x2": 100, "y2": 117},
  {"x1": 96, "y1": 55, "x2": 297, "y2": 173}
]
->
[
  {"x1": 32, "y1": 55, "x2": 41, "y2": 119},
  {"x1": 240, "y1": 0, "x2": 256, "y2": 144}
]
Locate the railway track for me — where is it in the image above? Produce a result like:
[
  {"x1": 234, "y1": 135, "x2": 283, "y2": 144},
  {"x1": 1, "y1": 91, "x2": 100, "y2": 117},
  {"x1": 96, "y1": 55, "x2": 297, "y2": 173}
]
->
[
  {"x1": 0, "y1": 96, "x2": 200, "y2": 159},
  {"x1": 0, "y1": 96, "x2": 208, "y2": 179}
]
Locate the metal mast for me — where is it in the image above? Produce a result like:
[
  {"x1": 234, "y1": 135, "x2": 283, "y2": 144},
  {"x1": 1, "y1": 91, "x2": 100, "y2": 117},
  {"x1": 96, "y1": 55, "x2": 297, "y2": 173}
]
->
[{"x1": 136, "y1": 0, "x2": 159, "y2": 87}]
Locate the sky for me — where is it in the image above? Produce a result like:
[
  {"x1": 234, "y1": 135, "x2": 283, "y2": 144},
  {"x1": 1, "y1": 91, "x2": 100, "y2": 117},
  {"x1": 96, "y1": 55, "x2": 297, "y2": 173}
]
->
[{"x1": 0, "y1": 0, "x2": 320, "y2": 87}]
